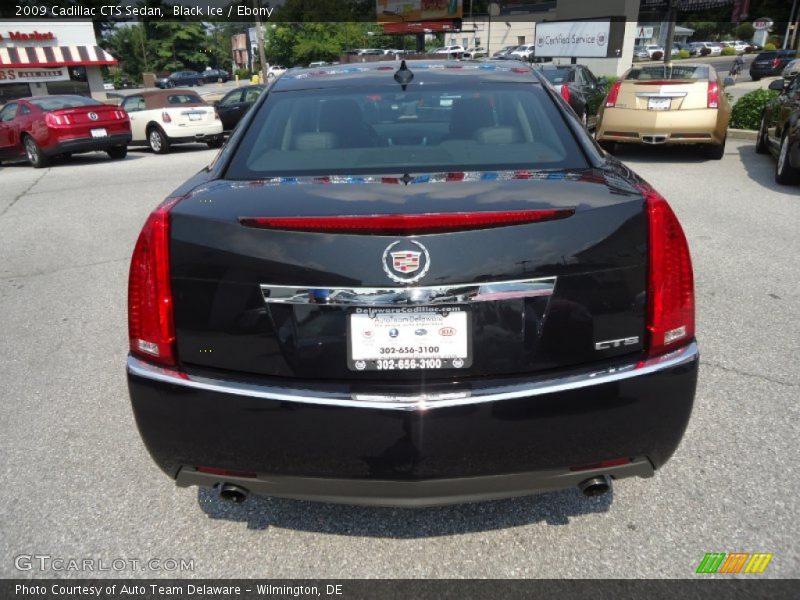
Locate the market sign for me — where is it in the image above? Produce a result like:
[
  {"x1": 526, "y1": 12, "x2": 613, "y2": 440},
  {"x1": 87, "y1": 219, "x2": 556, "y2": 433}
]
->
[
  {"x1": 535, "y1": 20, "x2": 611, "y2": 58},
  {"x1": 377, "y1": 0, "x2": 463, "y2": 22},
  {"x1": 0, "y1": 66, "x2": 68, "y2": 83},
  {"x1": 0, "y1": 31, "x2": 56, "y2": 43}
]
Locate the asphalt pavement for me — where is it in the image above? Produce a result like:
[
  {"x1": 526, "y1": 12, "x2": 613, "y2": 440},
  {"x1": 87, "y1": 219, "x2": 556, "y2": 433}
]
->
[{"x1": 0, "y1": 141, "x2": 798, "y2": 578}]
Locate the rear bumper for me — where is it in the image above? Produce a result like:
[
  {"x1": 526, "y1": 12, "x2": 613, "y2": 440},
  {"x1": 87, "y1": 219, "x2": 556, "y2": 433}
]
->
[
  {"x1": 164, "y1": 123, "x2": 223, "y2": 143},
  {"x1": 597, "y1": 108, "x2": 724, "y2": 145},
  {"x1": 127, "y1": 342, "x2": 698, "y2": 506},
  {"x1": 44, "y1": 133, "x2": 131, "y2": 156}
]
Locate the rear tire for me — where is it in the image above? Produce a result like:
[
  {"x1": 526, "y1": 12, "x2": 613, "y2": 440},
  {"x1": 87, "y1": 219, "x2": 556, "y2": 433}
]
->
[
  {"x1": 23, "y1": 136, "x2": 49, "y2": 168},
  {"x1": 750, "y1": 75, "x2": 760, "y2": 81},
  {"x1": 705, "y1": 137, "x2": 726, "y2": 160},
  {"x1": 206, "y1": 137, "x2": 224, "y2": 149},
  {"x1": 148, "y1": 127, "x2": 170, "y2": 154},
  {"x1": 775, "y1": 131, "x2": 800, "y2": 185},
  {"x1": 755, "y1": 114, "x2": 769, "y2": 154},
  {"x1": 107, "y1": 145, "x2": 127, "y2": 160}
]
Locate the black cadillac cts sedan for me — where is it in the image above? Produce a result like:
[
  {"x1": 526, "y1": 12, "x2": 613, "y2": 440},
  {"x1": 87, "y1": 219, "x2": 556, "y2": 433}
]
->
[{"x1": 127, "y1": 61, "x2": 698, "y2": 507}]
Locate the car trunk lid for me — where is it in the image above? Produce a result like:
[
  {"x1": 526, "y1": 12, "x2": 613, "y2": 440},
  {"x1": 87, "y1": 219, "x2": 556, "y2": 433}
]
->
[{"x1": 168, "y1": 169, "x2": 649, "y2": 381}]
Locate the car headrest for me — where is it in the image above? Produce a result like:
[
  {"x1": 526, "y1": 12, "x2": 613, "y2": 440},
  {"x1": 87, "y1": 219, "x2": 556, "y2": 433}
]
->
[
  {"x1": 474, "y1": 126, "x2": 521, "y2": 145},
  {"x1": 292, "y1": 132, "x2": 337, "y2": 151}
]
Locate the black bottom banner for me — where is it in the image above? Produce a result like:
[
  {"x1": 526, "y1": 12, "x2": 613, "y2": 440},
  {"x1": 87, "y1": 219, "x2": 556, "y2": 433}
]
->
[{"x1": 1, "y1": 579, "x2": 796, "y2": 600}]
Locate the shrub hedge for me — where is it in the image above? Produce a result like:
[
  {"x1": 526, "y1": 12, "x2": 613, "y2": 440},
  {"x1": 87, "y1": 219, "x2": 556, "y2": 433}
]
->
[{"x1": 729, "y1": 89, "x2": 780, "y2": 130}]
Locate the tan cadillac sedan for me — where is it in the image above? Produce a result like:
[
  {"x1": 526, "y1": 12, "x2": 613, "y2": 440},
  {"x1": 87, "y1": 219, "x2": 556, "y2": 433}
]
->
[{"x1": 595, "y1": 63, "x2": 733, "y2": 159}]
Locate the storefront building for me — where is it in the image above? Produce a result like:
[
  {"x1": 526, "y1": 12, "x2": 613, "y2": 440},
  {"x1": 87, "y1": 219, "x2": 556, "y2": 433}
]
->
[{"x1": 0, "y1": 21, "x2": 116, "y2": 105}]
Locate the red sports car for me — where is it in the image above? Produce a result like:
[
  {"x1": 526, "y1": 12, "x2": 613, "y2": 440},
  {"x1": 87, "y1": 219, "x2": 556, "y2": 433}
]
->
[{"x1": 0, "y1": 95, "x2": 131, "y2": 168}]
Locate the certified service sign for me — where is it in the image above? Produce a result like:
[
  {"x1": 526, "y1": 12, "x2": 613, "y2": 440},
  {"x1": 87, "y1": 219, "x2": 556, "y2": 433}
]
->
[{"x1": 535, "y1": 20, "x2": 611, "y2": 58}]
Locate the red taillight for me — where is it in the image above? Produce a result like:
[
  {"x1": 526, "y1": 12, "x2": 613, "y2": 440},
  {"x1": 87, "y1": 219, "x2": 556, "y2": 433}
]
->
[
  {"x1": 605, "y1": 80, "x2": 622, "y2": 108},
  {"x1": 772, "y1": 58, "x2": 781, "y2": 69},
  {"x1": 45, "y1": 113, "x2": 70, "y2": 126},
  {"x1": 239, "y1": 210, "x2": 575, "y2": 235},
  {"x1": 560, "y1": 84, "x2": 571, "y2": 103},
  {"x1": 707, "y1": 81, "x2": 719, "y2": 108},
  {"x1": 643, "y1": 186, "x2": 695, "y2": 358},
  {"x1": 128, "y1": 197, "x2": 182, "y2": 366},
  {"x1": 161, "y1": 111, "x2": 171, "y2": 123}
]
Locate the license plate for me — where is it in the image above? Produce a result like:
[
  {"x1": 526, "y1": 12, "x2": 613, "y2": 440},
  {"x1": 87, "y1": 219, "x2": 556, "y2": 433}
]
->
[
  {"x1": 348, "y1": 307, "x2": 471, "y2": 371},
  {"x1": 90, "y1": 128, "x2": 107, "y2": 138},
  {"x1": 648, "y1": 97, "x2": 671, "y2": 111},
  {"x1": 188, "y1": 113, "x2": 202, "y2": 121}
]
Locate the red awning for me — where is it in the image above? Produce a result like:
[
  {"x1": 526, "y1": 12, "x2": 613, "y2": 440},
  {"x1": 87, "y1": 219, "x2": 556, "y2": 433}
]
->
[{"x1": 0, "y1": 45, "x2": 117, "y2": 68}]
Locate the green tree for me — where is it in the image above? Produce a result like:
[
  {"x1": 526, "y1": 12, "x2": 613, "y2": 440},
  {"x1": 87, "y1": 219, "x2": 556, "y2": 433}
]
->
[
  {"x1": 149, "y1": 21, "x2": 210, "y2": 72},
  {"x1": 735, "y1": 23, "x2": 755, "y2": 41},
  {"x1": 104, "y1": 23, "x2": 152, "y2": 80}
]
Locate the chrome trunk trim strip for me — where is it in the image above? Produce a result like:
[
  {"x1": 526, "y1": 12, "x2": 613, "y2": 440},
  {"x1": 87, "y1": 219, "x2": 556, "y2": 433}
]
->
[{"x1": 260, "y1": 277, "x2": 557, "y2": 306}]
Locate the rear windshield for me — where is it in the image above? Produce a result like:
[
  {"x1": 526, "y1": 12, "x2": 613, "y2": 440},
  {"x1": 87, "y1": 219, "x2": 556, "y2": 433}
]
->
[
  {"x1": 166, "y1": 93, "x2": 204, "y2": 105},
  {"x1": 625, "y1": 65, "x2": 710, "y2": 81},
  {"x1": 28, "y1": 96, "x2": 101, "y2": 110},
  {"x1": 225, "y1": 84, "x2": 586, "y2": 178},
  {"x1": 539, "y1": 69, "x2": 570, "y2": 84}
]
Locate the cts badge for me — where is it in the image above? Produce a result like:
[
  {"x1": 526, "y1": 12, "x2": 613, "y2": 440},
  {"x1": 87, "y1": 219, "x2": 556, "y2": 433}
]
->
[
  {"x1": 382, "y1": 240, "x2": 430, "y2": 284},
  {"x1": 595, "y1": 336, "x2": 640, "y2": 350}
]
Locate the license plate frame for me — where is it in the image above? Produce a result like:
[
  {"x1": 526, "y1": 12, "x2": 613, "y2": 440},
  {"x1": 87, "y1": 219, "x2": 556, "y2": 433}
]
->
[
  {"x1": 90, "y1": 128, "x2": 108, "y2": 138},
  {"x1": 347, "y1": 306, "x2": 472, "y2": 371},
  {"x1": 648, "y1": 97, "x2": 671, "y2": 111}
]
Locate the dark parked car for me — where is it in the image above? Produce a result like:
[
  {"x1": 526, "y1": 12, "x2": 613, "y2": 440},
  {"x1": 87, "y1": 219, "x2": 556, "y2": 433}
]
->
[
  {"x1": 0, "y1": 95, "x2": 130, "y2": 168},
  {"x1": 214, "y1": 84, "x2": 265, "y2": 132},
  {"x1": 537, "y1": 64, "x2": 608, "y2": 129},
  {"x1": 155, "y1": 70, "x2": 205, "y2": 88},
  {"x1": 756, "y1": 77, "x2": 800, "y2": 184},
  {"x1": 127, "y1": 60, "x2": 698, "y2": 507},
  {"x1": 749, "y1": 50, "x2": 798, "y2": 81},
  {"x1": 202, "y1": 69, "x2": 230, "y2": 84}
]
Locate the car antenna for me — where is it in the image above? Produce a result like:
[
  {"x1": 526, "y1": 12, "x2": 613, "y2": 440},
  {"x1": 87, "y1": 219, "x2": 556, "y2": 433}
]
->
[{"x1": 394, "y1": 60, "x2": 414, "y2": 90}]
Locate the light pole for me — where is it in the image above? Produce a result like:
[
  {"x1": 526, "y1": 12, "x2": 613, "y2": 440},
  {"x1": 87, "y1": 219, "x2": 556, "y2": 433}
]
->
[{"x1": 253, "y1": 0, "x2": 269, "y2": 83}]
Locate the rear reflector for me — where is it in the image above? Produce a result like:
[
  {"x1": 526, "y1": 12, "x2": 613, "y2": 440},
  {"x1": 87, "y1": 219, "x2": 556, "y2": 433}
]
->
[
  {"x1": 569, "y1": 458, "x2": 631, "y2": 472},
  {"x1": 239, "y1": 210, "x2": 575, "y2": 235},
  {"x1": 128, "y1": 196, "x2": 182, "y2": 366},
  {"x1": 642, "y1": 186, "x2": 695, "y2": 357},
  {"x1": 196, "y1": 466, "x2": 257, "y2": 478},
  {"x1": 605, "y1": 80, "x2": 622, "y2": 108}
]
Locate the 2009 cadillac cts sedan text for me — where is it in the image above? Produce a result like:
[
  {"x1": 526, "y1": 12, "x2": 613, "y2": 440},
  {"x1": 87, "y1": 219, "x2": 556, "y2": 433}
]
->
[{"x1": 127, "y1": 61, "x2": 698, "y2": 507}]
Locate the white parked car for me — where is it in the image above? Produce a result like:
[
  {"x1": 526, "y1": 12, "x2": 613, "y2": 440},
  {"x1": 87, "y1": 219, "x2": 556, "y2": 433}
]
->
[
  {"x1": 435, "y1": 45, "x2": 465, "y2": 56},
  {"x1": 510, "y1": 44, "x2": 537, "y2": 60},
  {"x1": 267, "y1": 65, "x2": 287, "y2": 79},
  {"x1": 462, "y1": 46, "x2": 487, "y2": 59},
  {"x1": 635, "y1": 44, "x2": 664, "y2": 59},
  {"x1": 690, "y1": 42, "x2": 722, "y2": 56},
  {"x1": 120, "y1": 89, "x2": 223, "y2": 154}
]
